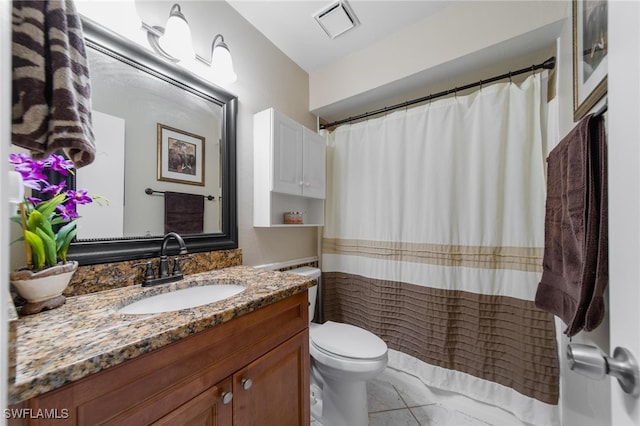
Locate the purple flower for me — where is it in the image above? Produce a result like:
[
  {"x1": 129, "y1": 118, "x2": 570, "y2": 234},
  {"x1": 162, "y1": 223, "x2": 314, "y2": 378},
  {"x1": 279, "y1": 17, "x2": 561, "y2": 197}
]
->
[
  {"x1": 56, "y1": 202, "x2": 79, "y2": 221},
  {"x1": 66, "y1": 189, "x2": 93, "y2": 206},
  {"x1": 46, "y1": 154, "x2": 74, "y2": 176},
  {"x1": 17, "y1": 174, "x2": 44, "y2": 191},
  {"x1": 8, "y1": 153, "x2": 31, "y2": 166},
  {"x1": 10, "y1": 155, "x2": 47, "y2": 190},
  {"x1": 42, "y1": 181, "x2": 67, "y2": 195},
  {"x1": 26, "y1": 196, "x2": 42, "y2": 206}
]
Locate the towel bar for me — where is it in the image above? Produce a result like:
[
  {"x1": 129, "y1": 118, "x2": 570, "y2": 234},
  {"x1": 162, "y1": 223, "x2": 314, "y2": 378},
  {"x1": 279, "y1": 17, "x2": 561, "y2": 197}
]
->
[{"x1": 145, "y1": 187, "x2": 216, "y2": 201}]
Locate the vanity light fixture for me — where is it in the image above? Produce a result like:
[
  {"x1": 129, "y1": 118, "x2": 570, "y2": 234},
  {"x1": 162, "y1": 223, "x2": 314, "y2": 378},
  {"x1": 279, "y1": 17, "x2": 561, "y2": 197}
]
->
[
  {"x1": 197, "y1": 35, "x2": 237, "y2": 84},
  {"x1": 143, "y1": 3, "x2": 237, "y2": 83},
  {"x1": 145, "y1": 3, "x2": 194, "y2": 62}
]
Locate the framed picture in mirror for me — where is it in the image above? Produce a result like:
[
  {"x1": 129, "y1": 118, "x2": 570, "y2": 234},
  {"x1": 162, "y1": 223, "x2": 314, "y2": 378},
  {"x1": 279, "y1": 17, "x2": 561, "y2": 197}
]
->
[
  {"x1": 157, "y1": 123, "x2": 205, "y2": 186},
  {"x1": 573, "y1": 0, "x2": 608, "y2": 121}
]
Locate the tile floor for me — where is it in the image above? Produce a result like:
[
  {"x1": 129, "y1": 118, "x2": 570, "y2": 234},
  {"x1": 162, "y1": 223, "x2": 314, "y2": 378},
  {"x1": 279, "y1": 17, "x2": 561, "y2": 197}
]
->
[{"x1": 312, "y1": 367, "x2": 531, "y2": 426}]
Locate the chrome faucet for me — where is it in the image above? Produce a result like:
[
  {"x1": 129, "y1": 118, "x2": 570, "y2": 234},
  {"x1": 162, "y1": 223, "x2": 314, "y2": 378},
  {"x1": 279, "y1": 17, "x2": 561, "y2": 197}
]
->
[{"x1": 140, "y1": 232, "x2": 188, "y2": 287}]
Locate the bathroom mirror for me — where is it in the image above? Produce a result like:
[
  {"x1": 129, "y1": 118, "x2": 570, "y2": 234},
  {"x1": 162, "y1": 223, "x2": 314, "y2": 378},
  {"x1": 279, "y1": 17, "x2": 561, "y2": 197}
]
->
[{"x1": 67, "y1": 16, "x2": 237, "y2": 265}]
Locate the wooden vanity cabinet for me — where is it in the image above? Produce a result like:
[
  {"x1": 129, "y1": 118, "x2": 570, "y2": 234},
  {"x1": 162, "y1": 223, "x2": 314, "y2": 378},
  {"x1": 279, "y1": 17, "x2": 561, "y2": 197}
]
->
[
  {"x1": 233, "y1": 330, "x2": 308, "y2": 426},
  {"x1": 9, "y1": 292, "x2": 310, "y2": 426}
]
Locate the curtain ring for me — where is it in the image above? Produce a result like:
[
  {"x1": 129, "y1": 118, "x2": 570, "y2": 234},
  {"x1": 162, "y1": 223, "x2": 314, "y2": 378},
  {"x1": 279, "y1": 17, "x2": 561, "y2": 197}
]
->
[
  {"x1": 508, "y1": 71, "x2": 513, "y2": 83},
  {"x1": 479, "y1": 79, "x2": 483, "y2": 90}
]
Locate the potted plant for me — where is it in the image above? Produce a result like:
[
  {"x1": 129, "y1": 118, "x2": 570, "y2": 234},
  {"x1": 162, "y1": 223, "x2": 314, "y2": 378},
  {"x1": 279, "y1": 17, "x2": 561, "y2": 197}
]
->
[{"x1": 8, "y1": 152, "x2": 97, "y2": 314}]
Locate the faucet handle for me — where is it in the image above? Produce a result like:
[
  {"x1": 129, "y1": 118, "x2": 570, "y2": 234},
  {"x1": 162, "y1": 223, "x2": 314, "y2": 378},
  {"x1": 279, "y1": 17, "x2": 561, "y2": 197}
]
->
[
  {"x1": 133, "y1": 261, "x2": 156, "y2": 283},
  {"x1": 144, "y1": 261, "x2": 155, "y2": 281},
  {"x1": 172, "y1": 257, "x2": 183, "y2": 276}
]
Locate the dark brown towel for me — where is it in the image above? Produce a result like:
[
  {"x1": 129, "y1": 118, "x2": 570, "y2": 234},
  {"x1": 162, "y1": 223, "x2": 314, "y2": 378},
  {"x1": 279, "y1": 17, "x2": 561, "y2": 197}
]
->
[
  {"x1": 12, "y1": 0, "x2": 95, "y2": 168},
  {"x1": 535, "y1": 114, "x2": 608, "y2": 337},
  {"x1": 164, "y1": 191, "x2": 205, "y2": 234}
]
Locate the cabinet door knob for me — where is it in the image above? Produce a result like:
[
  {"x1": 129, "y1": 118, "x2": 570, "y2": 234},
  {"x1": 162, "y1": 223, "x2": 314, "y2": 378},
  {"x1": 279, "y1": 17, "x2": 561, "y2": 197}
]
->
[
  {"x1": 221, "y1": 391, "x2": 233, "y2": 404},
  {"x1": 299, "y1": 181, "x2": 304, "y2": 186},
  {"x1": 242, "y1": 378, "x2": 253, "y2": 390}
]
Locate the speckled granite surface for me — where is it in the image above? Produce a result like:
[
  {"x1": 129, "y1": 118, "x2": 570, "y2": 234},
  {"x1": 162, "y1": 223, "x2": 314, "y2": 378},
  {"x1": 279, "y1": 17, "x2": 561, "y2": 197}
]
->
[
  {"x1": 9, "y1": 266, "x2": 313, "y2": 404},
  {"x1": 65, "y1": 248, "x2": 243, "y2": 296}
]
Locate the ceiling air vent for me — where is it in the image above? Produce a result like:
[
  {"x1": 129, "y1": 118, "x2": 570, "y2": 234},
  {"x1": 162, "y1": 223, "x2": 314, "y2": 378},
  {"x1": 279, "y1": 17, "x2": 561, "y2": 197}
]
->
[{"x1": 314, "y1": 0, "x2": 360, "y2": 39}]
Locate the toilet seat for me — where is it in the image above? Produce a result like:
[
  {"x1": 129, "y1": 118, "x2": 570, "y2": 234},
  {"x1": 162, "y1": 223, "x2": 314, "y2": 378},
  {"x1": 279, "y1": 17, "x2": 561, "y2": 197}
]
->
[{"x1": 310, "y1": 321, "x2": 387, "y2": 360}]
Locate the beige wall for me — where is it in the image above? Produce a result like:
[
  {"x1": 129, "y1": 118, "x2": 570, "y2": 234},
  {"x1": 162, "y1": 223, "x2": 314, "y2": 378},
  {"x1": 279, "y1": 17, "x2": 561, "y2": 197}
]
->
[{"x1": 76, "y1": 0, "x2": 319, "y2": 267}]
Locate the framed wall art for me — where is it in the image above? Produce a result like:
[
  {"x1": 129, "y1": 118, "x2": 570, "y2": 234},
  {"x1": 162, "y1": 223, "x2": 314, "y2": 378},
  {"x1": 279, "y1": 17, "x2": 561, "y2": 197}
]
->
[
  {"x1": 157, "y1": 123, "x2": 205, "y2": 186},
  {"x1": 573, "y1": 0, "x2": 608, "y2": 121}
]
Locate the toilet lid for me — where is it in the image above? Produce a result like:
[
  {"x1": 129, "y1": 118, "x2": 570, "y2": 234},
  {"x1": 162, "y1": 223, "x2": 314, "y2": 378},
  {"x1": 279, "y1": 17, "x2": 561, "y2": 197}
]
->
[{"x1": 310, "y1": 321, "x2": 387, "y2": 359}]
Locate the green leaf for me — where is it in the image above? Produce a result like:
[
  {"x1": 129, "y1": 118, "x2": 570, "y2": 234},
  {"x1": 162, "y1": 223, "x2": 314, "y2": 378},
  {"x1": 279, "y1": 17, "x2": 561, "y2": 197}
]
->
[
  {"x1": 36, "y1": 217, "x2": 55, "y2": 241},
  {"x1": 26, "y1": 209, "x2": 45, "y2": 233},
  {"x1": 50, "y1": 217, "x2": 67, "y2": 226},
  {"x1": 24, "y1": 230, "x2": 45, "y2": 270},
  {"x1": 56, "y1": 221, "x2": 77, "y2": 251},
  {"x1": 35, "y1": 227, "x2": 57, "y2": 267},
  {"x1": 56, "y1": 220, "x2": 78, "y2": 250},
  {"x1": 36, "y1": 193, "x2": 66, "y2": 219},
  {"x1": 57, "y1": 228, "x2": 77, "y2": 263},
  {"x1": 10, "y1": 236, "x2": 25, "y2": 245}
]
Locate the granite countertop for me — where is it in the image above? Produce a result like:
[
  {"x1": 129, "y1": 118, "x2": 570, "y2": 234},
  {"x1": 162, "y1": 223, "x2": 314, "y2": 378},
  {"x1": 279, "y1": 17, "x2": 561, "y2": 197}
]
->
[{"x1": 8, "y1": 266, "x2": 313, "y2": 404}]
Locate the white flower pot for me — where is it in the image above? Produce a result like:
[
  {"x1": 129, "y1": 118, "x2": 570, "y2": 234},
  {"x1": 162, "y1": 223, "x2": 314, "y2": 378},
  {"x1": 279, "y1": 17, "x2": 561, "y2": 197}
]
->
[{"x1": 10, "y1": 261, "x2": 78, "y2": 303}]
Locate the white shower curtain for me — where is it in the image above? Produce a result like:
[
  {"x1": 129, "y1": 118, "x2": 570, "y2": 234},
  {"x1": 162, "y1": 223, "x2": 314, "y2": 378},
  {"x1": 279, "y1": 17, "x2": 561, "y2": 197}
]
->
[{"x1": 322, "y1": 73, "x2": 559, "y2": 425}]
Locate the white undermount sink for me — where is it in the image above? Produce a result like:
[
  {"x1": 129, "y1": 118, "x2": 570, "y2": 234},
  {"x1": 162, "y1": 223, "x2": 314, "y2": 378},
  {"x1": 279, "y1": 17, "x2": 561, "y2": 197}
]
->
[{"x1": 118, "y1": 284, "x2": 246, "y2": 315}]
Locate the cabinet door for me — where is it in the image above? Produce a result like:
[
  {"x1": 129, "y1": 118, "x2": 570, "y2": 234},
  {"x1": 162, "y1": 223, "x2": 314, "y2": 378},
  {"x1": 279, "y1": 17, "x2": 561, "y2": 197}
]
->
[
  {"x1": 272, "y1": 111, "x2": 303, "y2": 196},
  {"x1": 302, "y1": 128, "x2": 326, "y2": 199},
  {"x1": 233, "y1": 330, "x2": 309, "y2": 426},
  {"x1": 152, "y1": 378, "x2": 233, "y2": 426}
]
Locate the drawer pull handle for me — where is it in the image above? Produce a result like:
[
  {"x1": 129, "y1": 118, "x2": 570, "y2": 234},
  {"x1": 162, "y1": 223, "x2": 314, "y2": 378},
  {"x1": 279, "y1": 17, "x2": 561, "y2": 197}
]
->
[{"x1": 242, "y1": 378, "x2": 253, "y2": 390}]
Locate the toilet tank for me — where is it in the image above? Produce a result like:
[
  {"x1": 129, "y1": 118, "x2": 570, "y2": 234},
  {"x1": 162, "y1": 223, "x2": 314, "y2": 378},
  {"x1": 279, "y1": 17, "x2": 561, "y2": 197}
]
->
[{"x1": 286, "y1": 267, "x2": 320, "y2": 322}]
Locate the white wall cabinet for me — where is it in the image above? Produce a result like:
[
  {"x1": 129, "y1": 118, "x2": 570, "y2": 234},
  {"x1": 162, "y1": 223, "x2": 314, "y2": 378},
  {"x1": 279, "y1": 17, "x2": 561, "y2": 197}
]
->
[{"x1": 254, "y1": 108, "x2": 325, "y2": 227}]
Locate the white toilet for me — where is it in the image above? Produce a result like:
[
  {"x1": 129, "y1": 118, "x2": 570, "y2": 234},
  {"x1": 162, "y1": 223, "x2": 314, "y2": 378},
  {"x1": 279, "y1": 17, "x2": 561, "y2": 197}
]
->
[{"x1": 287, "y1": 267, "x2": 388, "y2": 426}]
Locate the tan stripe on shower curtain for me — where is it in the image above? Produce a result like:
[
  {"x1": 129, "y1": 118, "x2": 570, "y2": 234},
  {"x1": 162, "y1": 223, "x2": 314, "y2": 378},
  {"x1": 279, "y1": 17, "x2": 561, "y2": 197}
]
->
[{"x1": 323, "y1": 238, "x2": 544, "y2": 273}]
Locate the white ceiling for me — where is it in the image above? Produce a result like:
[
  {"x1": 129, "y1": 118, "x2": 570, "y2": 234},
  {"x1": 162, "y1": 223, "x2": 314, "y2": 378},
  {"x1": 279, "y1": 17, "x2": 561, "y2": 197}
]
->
[
  {"x1": 226, "y1": 0, "x2": 452, "y2": 73},
  {"x1": 226, "y1": 0, "x2": 562, "y2": 123}
]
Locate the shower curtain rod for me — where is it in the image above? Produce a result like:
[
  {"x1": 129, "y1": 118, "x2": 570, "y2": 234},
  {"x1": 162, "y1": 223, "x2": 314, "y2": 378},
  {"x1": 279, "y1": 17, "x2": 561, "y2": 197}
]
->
[{"x1": 319, "y1": 56, "x2": 556, "y2": 130}]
